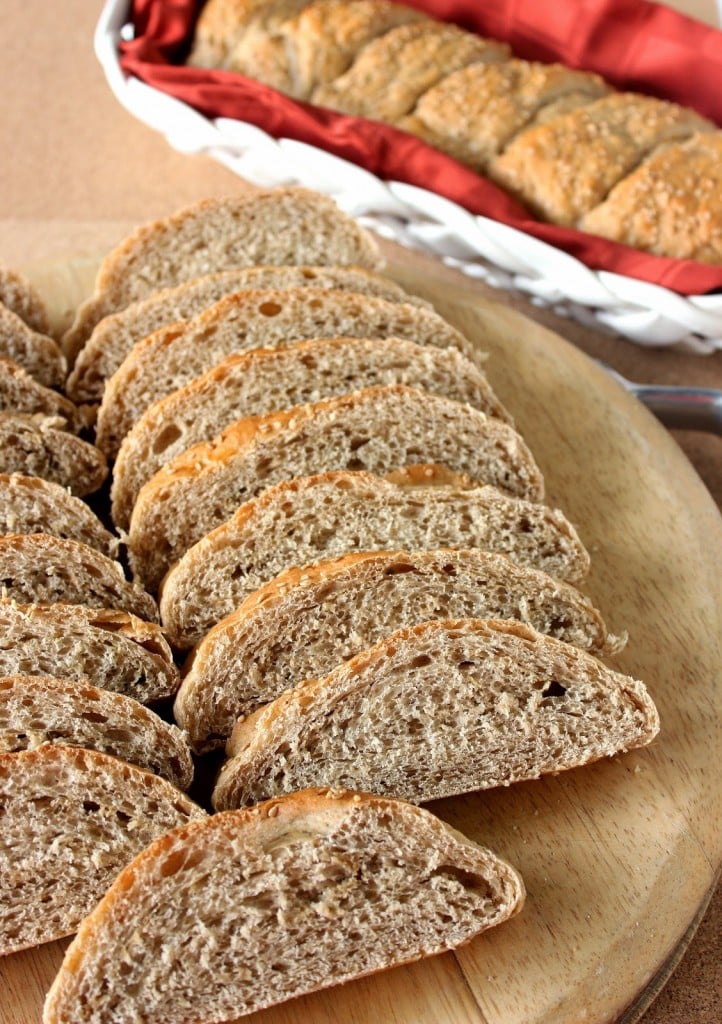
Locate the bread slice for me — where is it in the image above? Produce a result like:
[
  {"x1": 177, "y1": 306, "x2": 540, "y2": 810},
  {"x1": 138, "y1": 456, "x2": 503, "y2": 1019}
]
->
[
  {"x1": 67, "y1": 265, "x2": 427, "y2": 404},
  {"x1": 95, "y1": 289, "x2": 474, "y2": 457},
  {"x1": 0, "y1": 744, "x2": 205, "y2": 955},
  {"x1": 213, "y1": 618, "x2": 659, "y2": 810},
  {"x1": 0, "y1": 356, "x2": 80, "y2": 432},
  {"x1": 43, "y1": 788, "x2": 524, "y2": 1024},
  {"x1": 162, "y1": 469, "x2": 590, "y2": 701},
  {"x1": 61, "y1": 188, "x2": 383, "y2": 361},
  {"x1": 112, "y1": 337, "x2": 512, "y2": 529},
  {"x1": 312, "y1": 21, "x2": 509, "y2": 122},
  {"x1": 0, "y1": 534, "x2": 158, "y2": 622},
  {"x1": 0, "y1": 264, "x2": 49, "y2": 335},
  {"x1": 0, "y1": 304, "x2": 66, "y2": 388},
  {"x1": 174, "y1": 548, "x2": 624, "y2": 743},
  {"x1": 0, "y1": 675, "x2": 193, "y2": 790},
  {"x1": 0, "y1": 601, "x2": 178, "y2": 704},
  {"x1": 130, "y1": 385, "x2": 543, "y2": 590},
  {"x1": 0, "y1": 414, "x2": 107, "y2": 496},
  {"x1": 0, "y1": 473, "x2": 117, "y2": 557}
]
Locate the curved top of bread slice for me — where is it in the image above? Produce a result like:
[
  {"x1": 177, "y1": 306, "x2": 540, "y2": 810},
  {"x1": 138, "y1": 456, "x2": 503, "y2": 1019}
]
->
[
  {"x1": 213, "y1": 618, "x2": 659, "y2": 811},
  {"x1": 95, "y1": 288, "x2": 475, "y2": 457},
  {"x1": 61, "y1": 188, "x2": 383, "y2": 361},
  {"x1": 43, "y1": 787, "x2": 524, "y2": 1024},
  {"x1": 0, "y1": 600, "x2": 178, "y2": 703},
  {"x1": 0, "y1": 472, "x2": 118, "y2": 557},
  {"x1": 173, "y1": 547, "x2": 624, "y2": 745},
  {"x1": 0, "y1": 356, "x2": 80, "y2": 432},
  {"x1": 0, "y1": 744, "x2": 205, "y2": 956},
  {"x1": 67, "y1": 264, "x2": 427, "y2": 403},
  {"x1": 0, "y1": 675, "x2": 193, "y2": 790},
  {"x1": 112, "y1": 336, "x2": 511, "y2": 529},
  {"x1": 0, "y1": 304, "x2": 66, "y2": 388},
  {"x1": 0, "y1": 414, "x2": 107, "y2": 497},
  {"x1": 0, "y1": 534, "x2": 158, "y2": 622},
  {"x1": 0, "y1": 264, "x2": 49, "y2": 335},
  {"x1": 129, "y1": 385, "x2": 543, "y2": 590}
]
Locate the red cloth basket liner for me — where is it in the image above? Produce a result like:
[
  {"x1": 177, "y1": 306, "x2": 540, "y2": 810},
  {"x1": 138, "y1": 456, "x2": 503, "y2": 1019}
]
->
[{"x1": 119, "y1": 0, "x2": 722, "y2": 295}]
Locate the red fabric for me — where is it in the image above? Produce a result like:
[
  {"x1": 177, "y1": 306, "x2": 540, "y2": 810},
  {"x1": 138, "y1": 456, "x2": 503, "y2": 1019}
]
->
[{"x1": 119, "y1": 0, "x2": 722, "y2": 295}]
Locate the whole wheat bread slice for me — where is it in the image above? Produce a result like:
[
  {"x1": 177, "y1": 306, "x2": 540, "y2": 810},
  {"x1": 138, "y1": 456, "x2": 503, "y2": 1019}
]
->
[
  {"x1": 164, "y1": 470, "x2": 590, "y2": 733},
  {"x1": 213, "y1": 618, "x2": 659, "y2": 810},
  {"x1": 61, "y1": 188, "x2": 382, "y2": 361},
  {"x1": 0, "y1": 534, "x2": 158, "y2": 621},
  {"x1": 0, "y1": 414, "x2": 107, "y2": 496},
  {"x1": 67, "y1": 265, "x2": 427, "y2": 404},
  {"x1": 130, "y1": 386, "x2": 543, "y2": 590},
  {"x1": 0, "y1": 473, "x2": 117, "y2": 557},
  {"x1": 0, "y1": 304, "x2": 66, "y2": 388},
  {"x1": 94, "y1": 289, "x2": 475, "y2": 457},
  {"x1": 0, "y1": 745, "x2": 205, "y2": 956},
  {"x1": 0, "y1": 675, "x2": 193, "y2": 790},
  {"x1": 174, "y1": 548, "x2": 624, "y2": 743},
  {"x1": 0, "y1": 357, "x2": 80, "y2": 432},
  {"x1": 0, "y1": 600, "x2": 178, "y2": 703},
  {"x1": 112, "y1": 337, "x2": 511, "y2": 529},
  {"x1": 43, "y1": 788, "x2": 524, "y2": 1024},
  {"x1": 0, "y1": 265, "x2": 50, "y2": 335}
]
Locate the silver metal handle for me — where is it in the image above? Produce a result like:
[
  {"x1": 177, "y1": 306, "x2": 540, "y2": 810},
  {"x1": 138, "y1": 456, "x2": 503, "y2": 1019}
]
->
[{"x1": 598, "y1": 363, "x2": 722, "y2": 435}]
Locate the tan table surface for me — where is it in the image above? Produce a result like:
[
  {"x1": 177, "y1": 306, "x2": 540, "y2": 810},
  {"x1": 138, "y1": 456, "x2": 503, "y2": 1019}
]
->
[{"x1": 0, "y1": 2, "x2": 720, "y2": 1021}]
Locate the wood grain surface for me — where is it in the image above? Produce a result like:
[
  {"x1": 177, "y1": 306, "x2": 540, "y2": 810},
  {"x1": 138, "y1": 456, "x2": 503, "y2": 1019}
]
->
[{"x1": 1, "y1": 248, "x2": 720, "y2": 1024}]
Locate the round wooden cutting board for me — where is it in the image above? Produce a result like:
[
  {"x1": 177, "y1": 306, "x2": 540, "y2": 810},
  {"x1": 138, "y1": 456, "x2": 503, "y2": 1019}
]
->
[{"x1": 2, "y1": 248, "x2": 721, "y2": 1024}]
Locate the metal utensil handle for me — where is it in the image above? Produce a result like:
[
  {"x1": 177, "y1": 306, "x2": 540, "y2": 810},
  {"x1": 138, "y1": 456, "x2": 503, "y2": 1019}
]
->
[{"x1": 630, "y1": 386, "x2": 722, "y2": 435}]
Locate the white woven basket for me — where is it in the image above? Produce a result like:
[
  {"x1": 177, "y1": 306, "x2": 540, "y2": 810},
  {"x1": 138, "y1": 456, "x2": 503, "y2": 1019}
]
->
[{"x1": 96, "y1": 0, "x2": 722, "y2": 354}]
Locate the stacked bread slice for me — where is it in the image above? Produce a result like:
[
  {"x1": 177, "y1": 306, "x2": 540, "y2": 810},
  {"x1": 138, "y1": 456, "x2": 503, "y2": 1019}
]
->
[{"x1": 1, "y1": 188, "x2": 661, "y2": 1024}]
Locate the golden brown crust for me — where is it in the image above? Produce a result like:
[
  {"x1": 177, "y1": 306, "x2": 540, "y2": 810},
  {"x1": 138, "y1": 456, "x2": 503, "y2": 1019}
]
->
[
  {"x1": 401, "y1": 59, "x2": 610, "y2": 172},
  {"x1": 581, "y1": 131, "x2": 722, "y2": 264},
  {"x1": 490, "y1": 93, "x2": 714, "y2": 227},
  {"x1": 313, "y1": 21, "x2": 508, "y2": 122}
]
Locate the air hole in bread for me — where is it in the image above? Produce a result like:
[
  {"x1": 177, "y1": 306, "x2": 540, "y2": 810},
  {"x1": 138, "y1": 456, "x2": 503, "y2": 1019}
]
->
[
  {"x1": 258, "y1": 301, "x2": 283, "y2": 317},
  {"x1": 541, "y1": 681, "x2": 567, "y2": 698},
  {"x1": 152, "y1": 423, "x2": 183, "y2": 455},
  {"x1": 433, "y1": 865, "x2": 488, "y2": 891},
  {"x1": 82, "y1": 800, "x2": 101, "y2": 813},
  {"x1": 457, "y1": 661, "x2": 475, "y2": 672},
  {"x1": 409, "y1": 654, "x2": 432, "y2": 668},
  {"x1": 383, "y1": 562, "x2": 416, "y2": 576},
  {"x1": 81, "y1": 711, "x2": 109, "y2": 724}
]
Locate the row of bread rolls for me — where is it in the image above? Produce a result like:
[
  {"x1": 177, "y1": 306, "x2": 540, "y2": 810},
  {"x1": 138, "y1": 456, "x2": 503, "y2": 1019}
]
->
[
  {"x1": 188, "y1": 0, "x2": 722, "y2": 266},
  {"x1": 2, "y1": 189, "x2": 657, "y2": 1024}
]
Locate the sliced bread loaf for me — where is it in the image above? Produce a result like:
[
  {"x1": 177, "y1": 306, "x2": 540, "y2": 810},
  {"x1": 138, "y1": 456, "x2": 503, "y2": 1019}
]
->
[
  {"x1": 162, "y1": 470, "x2": 590, "y2": 711},
  {"x1": 0, "y1": 357, "x2": 80, "y2": 432},
  {"x1": 67, "y1": 265, "x2": 426, "y2": 403},
  {"x1": 112, "y1": 338, "x2": 511, "y2": 529},
  {"x1": 0, "y1": 414, "x2": 107, "y2": 496},
  {"x1": 94, "y1": 289, "x2": 474, "y2": 457},
  {"x1": 61, "y1": 188, "x2": 383, "y2": 361},
  {"x1": 0, "y1": 304, "x2": 65, "y2": 388},
  {"x1": 0, "y1": 676, "x2": 193, "y2": 790},
  {"x1": 0, "y1": 534, "x2": 158, "y2": 621},
  {"x1": 0, "y1": 473, "x2": 117, "y2": 557},
  {"x1": 43, "y1": 788, "x2": 524, "y2": 1024},
  {"x1": 0, "y1": 601, "x2": 178, "y2": 703},
  {"x1": 174, "y1": 549, "x2": 623, "y2": 743},
  {"x1": 0, "y1": 265, "x2": 49, "y2": 335},
  {"x1": 130, "y1": 385, "x2": 543, "y2": 590},
  {"x1": 0, "y1": 745, "x2": 205, "y2": 955},
  {"x1": 213, "y1": 618, "x2": 659, "y2": 810}
]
